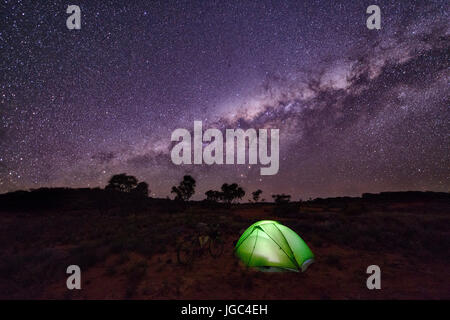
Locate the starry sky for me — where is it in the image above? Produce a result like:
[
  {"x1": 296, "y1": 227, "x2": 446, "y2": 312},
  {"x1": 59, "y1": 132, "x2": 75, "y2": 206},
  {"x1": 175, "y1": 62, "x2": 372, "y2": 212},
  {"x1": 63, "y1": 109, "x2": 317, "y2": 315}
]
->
[{"x1": 1, "y1": 0, "x2": 449, "y2": 199}]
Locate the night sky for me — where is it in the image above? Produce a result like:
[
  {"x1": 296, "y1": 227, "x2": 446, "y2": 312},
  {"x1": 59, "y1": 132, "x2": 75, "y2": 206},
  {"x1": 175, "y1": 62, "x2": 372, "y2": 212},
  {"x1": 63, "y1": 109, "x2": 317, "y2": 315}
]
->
[{"x1": 1, "y1": 0, "x2": 449, "y2": 199}]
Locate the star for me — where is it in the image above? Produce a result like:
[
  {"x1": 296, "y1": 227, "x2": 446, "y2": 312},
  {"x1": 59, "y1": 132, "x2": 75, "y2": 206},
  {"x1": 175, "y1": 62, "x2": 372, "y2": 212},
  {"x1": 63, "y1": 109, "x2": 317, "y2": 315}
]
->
[{"x1": 0, "y1": 1, "x2": 448, "y2": 199}]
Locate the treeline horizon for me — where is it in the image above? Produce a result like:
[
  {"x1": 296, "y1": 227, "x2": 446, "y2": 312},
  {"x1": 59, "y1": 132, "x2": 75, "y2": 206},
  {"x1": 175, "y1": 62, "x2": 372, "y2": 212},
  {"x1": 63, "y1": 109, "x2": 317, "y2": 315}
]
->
[{"x1": 1, "y1": 172, "x2": 449, "y2": 204}]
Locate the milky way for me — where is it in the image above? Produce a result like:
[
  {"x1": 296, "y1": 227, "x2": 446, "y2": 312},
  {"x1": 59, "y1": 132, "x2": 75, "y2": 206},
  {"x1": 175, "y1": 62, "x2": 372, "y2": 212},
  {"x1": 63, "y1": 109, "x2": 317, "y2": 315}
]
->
[{"x1": 1, "y1": 0, "x2": 449, "y2": 199}]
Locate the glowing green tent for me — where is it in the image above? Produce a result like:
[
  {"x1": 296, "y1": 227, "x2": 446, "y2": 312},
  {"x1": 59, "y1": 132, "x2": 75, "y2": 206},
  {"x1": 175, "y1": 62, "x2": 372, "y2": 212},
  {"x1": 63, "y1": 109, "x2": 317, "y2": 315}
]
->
[{"x1": 234, "y1": 220, "x2": 314, "y2": 272}]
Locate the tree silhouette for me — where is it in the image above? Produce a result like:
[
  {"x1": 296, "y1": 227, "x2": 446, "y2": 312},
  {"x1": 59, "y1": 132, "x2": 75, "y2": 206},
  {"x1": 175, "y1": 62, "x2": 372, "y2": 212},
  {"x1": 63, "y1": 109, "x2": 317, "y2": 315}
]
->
[
  {"x1": 272, "y1": 194, "x2": 291, "y2": 204},
  {"x1": 272, "y1": 194, "x2": 296, "y2": 216},
  {"x1": 252, "y1": 189, "x2": 263, "y2": 202},
  {"x1": 171, "y1": 175, "x2": 196, "y2": 201},
  {"x1": 105, "y1": 173, "x2": 138, "y2": 193},
  {"x1": 133, "y1": 181, "x2": 149, "y2": 198},
  {"x1": 205, "y1": 190, "x2": 222, "y2": 202},
  {"x1": 103, "y1": 174, "x2": 150, "y2": 215},
  {"x1": 221, "y1": 183, "x2": 245, "y2": 203}
]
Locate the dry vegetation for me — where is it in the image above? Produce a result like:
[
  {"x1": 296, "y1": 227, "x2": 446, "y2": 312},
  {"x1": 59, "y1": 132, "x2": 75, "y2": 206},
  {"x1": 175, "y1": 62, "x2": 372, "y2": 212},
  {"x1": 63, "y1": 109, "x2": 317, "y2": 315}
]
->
[{"x1": 0, "y1": 189, "x2": 449, "y2": 299}]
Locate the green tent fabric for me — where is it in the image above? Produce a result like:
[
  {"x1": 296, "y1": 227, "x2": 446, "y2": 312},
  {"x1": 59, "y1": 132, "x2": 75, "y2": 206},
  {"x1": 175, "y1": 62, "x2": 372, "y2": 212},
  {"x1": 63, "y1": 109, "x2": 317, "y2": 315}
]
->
[{"x1": 234, "y1": 220, "x2": 314, "y2": 272}]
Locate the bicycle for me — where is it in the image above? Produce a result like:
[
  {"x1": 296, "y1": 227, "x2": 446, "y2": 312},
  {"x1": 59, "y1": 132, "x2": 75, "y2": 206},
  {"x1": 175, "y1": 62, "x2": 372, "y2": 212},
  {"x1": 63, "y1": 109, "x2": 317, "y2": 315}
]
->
[{"x1": 177, "y1": 226, "x2": 224, "y2": 265}]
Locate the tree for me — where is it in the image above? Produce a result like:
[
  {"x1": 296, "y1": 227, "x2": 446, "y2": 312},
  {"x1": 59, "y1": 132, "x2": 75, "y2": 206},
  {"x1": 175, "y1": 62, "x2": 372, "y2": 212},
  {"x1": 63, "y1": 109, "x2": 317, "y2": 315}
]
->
[
  {"x1": 171, "y1": 175, "x2": 196, "y2": 201},
  {"x1": 133, "y1": 182, "x2": 149, "y2": 198},
  {"x1": 272, "y1": 194, "x2": 291, "y2": 204},
  {"x1": 205, "y1": 190, "x2": 222, "y2": 202},
  {"x1": 221, "y1": 183, "x2": 245, "y2": 204},
  {"x1": 252, "y1": 189, "x2": 263, "y2": 202},
  {"x1": 105, "y1": 173, "x2": 138, "y2": 193}
]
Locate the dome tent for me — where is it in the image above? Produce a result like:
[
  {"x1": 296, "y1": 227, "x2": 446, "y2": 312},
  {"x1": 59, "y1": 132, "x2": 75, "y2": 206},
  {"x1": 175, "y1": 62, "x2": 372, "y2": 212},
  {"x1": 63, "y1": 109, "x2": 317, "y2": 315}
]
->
[{"x1": 234, "y1": 220, "x2": 314, "y2": 272}]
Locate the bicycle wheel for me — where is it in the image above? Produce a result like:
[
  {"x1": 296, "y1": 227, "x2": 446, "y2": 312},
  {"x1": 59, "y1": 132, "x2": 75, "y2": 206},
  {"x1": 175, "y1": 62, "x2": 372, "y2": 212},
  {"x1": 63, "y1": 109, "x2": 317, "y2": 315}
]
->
[
  {"x1": 177, "y1": 240, "x2": 195, "y2": 265},
  {"x1": 209, "y1": 238, "x2": 224, "y2": 258}
]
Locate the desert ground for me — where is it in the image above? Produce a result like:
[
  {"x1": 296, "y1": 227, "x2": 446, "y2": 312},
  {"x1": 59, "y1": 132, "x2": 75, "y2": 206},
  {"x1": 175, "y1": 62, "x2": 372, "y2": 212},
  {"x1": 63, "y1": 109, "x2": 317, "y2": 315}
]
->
[{"x1": 0, "y1": 189, "x2": 449, "y2": 299}]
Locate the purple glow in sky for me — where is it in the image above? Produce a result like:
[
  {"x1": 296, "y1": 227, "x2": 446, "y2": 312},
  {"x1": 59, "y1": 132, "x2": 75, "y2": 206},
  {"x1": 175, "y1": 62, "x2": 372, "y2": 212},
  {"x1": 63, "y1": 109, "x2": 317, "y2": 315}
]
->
[{"x1": 1, "y1": 0, "x2": 449, "y2": 199}]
